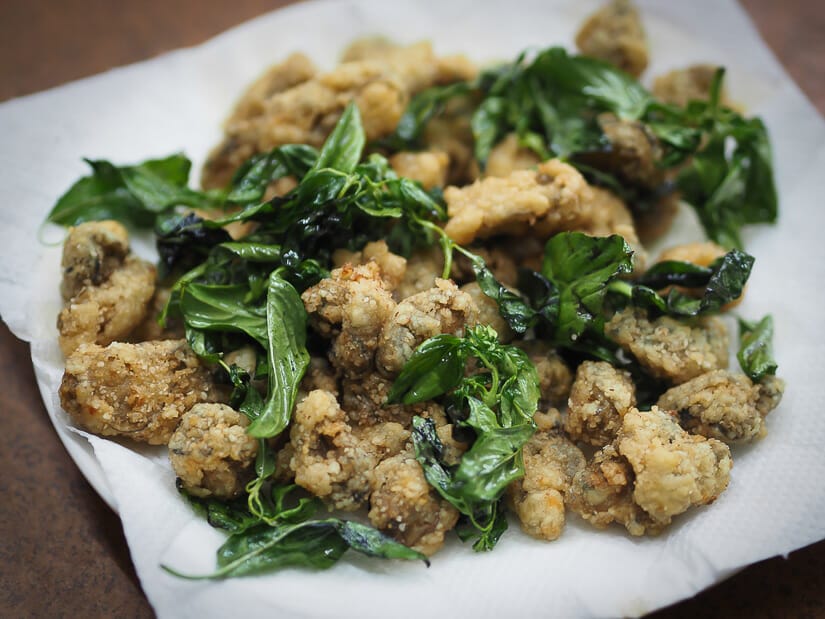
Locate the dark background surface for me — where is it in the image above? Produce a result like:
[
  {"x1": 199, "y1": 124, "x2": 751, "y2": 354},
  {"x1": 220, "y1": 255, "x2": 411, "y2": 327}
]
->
[{"x1": 1, "y1": 1, "x2": 823, "y2": 617}]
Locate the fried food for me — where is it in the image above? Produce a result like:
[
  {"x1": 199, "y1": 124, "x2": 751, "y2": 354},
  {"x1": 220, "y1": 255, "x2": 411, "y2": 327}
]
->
[
  {"x1": 565, "y1": 361, "x2": 636, "y2": 447},
  {"x1": 169, "y1": 403, "x2": 258, "y2": 499},
  {"x1": 59, "y1": 339, "x2": 224, "y2": 445},
  {"x1": 575, "y1": 0, "x2": 648, "y2": 78},
  {"x1": 605, "y1": 307, "x2": 729, "y2": 384},
  {"x1": 507, "y1": 432, "x2": 585, "y2": 541},
  {"x1": 657, "y1": 370, "x2": 785, "y2": 443}
]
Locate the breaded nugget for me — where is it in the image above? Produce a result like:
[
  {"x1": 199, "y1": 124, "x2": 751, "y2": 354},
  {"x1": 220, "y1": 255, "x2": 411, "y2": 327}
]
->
[
  {"x1": 59, "y1": 339, "x2": 224, "y2": 445},
  {"x1": 169, "y1": 403, "x2": 258, "y2": 499},
  {"x1": 575, "y1": 0, "x2": 648, "y2": 78},
  {"x1": 565, "y1": 361, "x2": 636, "y2": 446},
  {"x1": 605, "y1": 307, "x2": 729, "y2": 384}
]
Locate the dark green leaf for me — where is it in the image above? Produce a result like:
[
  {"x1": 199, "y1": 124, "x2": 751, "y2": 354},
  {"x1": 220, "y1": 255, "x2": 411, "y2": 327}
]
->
[
  {"x1": 247, "y1": 271, "x2": 310, "y2": 438},
  {"x1": 387, "y1": 334, "x2": 467, "y2": 405},
  {"x1": 738, "y1": 315, "x2": 778, "y2": 382},
  {"x1": 311, "y1": 102, "x2": 365, "y2": 174}
]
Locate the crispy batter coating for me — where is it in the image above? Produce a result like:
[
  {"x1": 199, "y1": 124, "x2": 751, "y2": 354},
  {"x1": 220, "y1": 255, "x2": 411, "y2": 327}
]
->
[
  {"x1": 507, "y1": 432, "x2": 586, "y2": 541},
  {"x1": 169, "y1": 403, "x2": 258, "y2": 499},
  {"x1": 129, "y1": 286, "x2": 185, "y2": 343},
  {"x1": 59, "y1": 340, "x2": 224, "y2": 445},
  {"x1": 60, "y1": 221, "x2": 130, "y2": 301},
  {"x1": 300, "y1": 356, "x2": 340, "y2": 396},
  {"x1": 396, "y1": 246, "x2": 444, "y2": 300},
  {"x1": 597, "y1": 113, "x2": 663, "y2": 190},
  {"x1": 368, "y1": 451, "x2": 460, "y2": 556},
  {"x1": 389, "y1": 151, "x2": 450, "y2": 190},
  {"x1": 567, "y1": 444, "x2": 658, "y2": 536},
  {"x1": 652, "y1": 64, "x2": 727, "y2": 107},
  {"x1": 575, "y1": 0, "x2": 648, "y2": 78},
  {"x1": 485, "y1": 133, "x2": 541, "y2": 178},
  {"x1": 565, "y1": 361, "x2": 636, "y2": 446},
  {"x1": 57, "y1": 255, "x2": 157, "y2": 357},
  {"x1": 617, "y1": 407, "x2": 731, "y2": 527},
  {"x1": 657, "y1": 370, "x2": 785, "y2": 443},
  {"x1": 302, "y1": 262, "x2": 397, "y2": 377},
  {"x1": 332, "y1": 240, "x2": 407, "y2": 293},
  {"x1": 605, "y1": 307, "x2": 729, "y2": 384},
  {"x1": 756, "y1": 375, "x2": 786, "y2": 417},
  {"x1": 376, "y1": 278, "x2": 479, "y2": 375},
  {"x1": 203, "y1": 41, "x2": 473, "y2": 188},
  {"x1": 569, "y1": 407, "x2": 732, "y2": 535},
  {"x1": 289, "y1": 389, "x2": 408, "y2": 511},
  {"x1": 460, "y1": 282, "x2": 513, "y2": 343},
  {"x1": 443, "y1": 159, "x2": 592, "y2": 245},
  {"x1": 515, "y1": 340, "x2": 574, "y2": 408}
]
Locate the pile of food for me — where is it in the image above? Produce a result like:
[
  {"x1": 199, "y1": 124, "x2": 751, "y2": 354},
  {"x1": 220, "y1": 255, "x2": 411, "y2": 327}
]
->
[{"x1": 49, "y1": 0, "x2": 783, "y2": 576}]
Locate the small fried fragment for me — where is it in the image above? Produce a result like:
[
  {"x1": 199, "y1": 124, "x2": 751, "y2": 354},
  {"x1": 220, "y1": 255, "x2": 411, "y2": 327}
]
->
[
  {"x1": 443, "y1": 159, "x2": 592, "y2": 245},
  {"x1": 57, "y1": 255, "x2": 157, "y2": 357},
  {"x1": 376, "y1": 278, "x2": 478, "y2": 375},
  {"x1": 507, "y1": 432, "x2": 586, "y2": 541},
  {"x1": 484, "y1": 133, "x2": 541, "y2": 178},
  {"x1": 368, "y1": 451, "x2": 460, "y2": 556},
  {"x1": 460, "y1": 282, "x2": 513, "y2": 342},
  {"x1": 657, "y1": 370, "x2": 785, "y2": 443},
  {"x1": 332, "y1": 240, "x2": 407, "y2": 293},
  {"x1": 389, "y1": 151, "x2": 450, "y2": 190},
  {"x1": 565, "y1": 361, "x2": 636, "y2": 446},
  {"x1": 605, "y1": 307, "x2": 729, "y2": 384},
  {"x1": 515, "y1": 340, "x2": 574, "y2": 408},
  {"x1": 59, "y1": 340, "x2": 224, "y2": 445},
  {"x1": 652, "y1": 64, "x2": 727, "y2": 107},
  {"x1": 302, "y1": 262, "x2": 397, "y2": 377},
  {"x1": 575, "y1": 0, "x2": 648, "y2": 78},
  {"x1": 60, "y1": 220, "x2": 130, "y2": 301},
  {"x1": 169, "y1": 403, "x2": 258, "y2": 499},
  {"x1": 289, "y1": 390, "x2": 407, "y2": 511},
  {"x1": 617, "y1": 407, "x2": 732, "y2": 527}
]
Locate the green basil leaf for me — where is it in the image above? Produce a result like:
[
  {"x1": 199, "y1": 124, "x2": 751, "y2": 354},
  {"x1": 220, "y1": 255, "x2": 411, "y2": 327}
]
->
[
  {"x1": 737, "y1": 315, "x2": 778, "y2": 382},
  {"x1": 386, "y1": 334, "x2": 466, "y2": 405},
  {"x1": 311, "y1": 101, "x2": 365, "y2": 174},
  {"x1": 247, "y1": 271, "x2": 310, "y2": 438}
]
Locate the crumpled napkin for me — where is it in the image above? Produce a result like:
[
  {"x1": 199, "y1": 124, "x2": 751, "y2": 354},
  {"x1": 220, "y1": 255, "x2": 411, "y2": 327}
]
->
[{"x1": 1, "y1": 0, "x2": 824, "y2": 616}]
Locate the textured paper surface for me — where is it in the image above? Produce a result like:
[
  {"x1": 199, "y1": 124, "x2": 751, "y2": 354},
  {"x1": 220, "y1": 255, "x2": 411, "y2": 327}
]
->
[{"x1": 1, "y1": 0, "x2": 824, "y2": 616}]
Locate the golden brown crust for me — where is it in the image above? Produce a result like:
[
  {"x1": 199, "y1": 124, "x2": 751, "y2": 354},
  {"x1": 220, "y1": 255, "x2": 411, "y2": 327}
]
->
[
  {"x1": 59, "y1": 339, "x2": 224, "y2": 445},
  {"x1": 575, "y1": 0, "x2": 648, "y2": 78},
  {"x1": 605, "y1": 307, "x2": 729, "y2": 384},
  {"x1": 565, "y1": 361, "x2": 636, "y2": 446},
  {"x1": 169, "y1": 403, "x2": 258, "y2": 499}
]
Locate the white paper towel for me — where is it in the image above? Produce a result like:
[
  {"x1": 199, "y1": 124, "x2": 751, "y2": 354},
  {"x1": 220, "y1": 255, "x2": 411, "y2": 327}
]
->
[{"x1": 1, "y1": 1, "x2": 824, "y2": 617}]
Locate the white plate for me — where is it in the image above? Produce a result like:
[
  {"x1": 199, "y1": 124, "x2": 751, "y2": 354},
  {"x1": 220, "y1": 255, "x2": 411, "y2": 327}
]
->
[{"x1": 3, "y1": 1, "x2": 825, "y2": 617}]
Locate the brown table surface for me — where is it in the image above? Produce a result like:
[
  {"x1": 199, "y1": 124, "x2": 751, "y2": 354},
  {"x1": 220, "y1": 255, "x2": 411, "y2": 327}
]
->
[{"x1": 1, "y1": 1, "x2": 823, "y2": 617}]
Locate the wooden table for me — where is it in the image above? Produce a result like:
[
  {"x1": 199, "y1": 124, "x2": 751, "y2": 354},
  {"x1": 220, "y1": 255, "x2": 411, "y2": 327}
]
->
[{"x1": 1, "y1": 1, "x2": 822, "y2": 616}]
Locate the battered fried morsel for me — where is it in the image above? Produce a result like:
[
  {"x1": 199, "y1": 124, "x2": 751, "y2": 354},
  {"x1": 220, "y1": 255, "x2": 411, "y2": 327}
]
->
[
  {"x1": 617, "y1": 407, "x2": 731, "y2": 527},
  {"x1": 656, "y1": 370, "x2": 785, "y2": 443},
  {"x1": 460, "y1": 282, "x2": 513, "y2": 343},
  {"x1": 59, "y1": 340, "x2": 224, "y2": 445},
  {"x1": 300, "y1": 356, "x2": 339, "y2": 396},
  {"x1": 60, "y1": 220, "x2": 130, "y2": 301},
  {"x1": 302, "y1": 262, "x2": 397, "y2": 377},
  {"x1": 484, "y1": 133, "x2": 541, "y2": 178},
  {"x1": 596, "y1": 114, "x2": 664, "y2": 190},
  {"x1": 575, "y1": 0, "x2": 648, "y2": 78},
  {"x1": 58, "y1": 255, "x2": 157, "y2": 357},
  {"x1": 567, "y1": 444, "x2": 659, "y2": 536},
  {"x1": 389, "y1": 151, "x2": 450, "y2": 190},
  {"x1": 507, "y1": 432, "x2": 585, "y2": 541},
  {"x1": 568, "y1": 407, "x2": 732, "y2": 535},
  {"x1": 340, "y1": 373, "x2": 412, "y2": 427},
  {"x1": 652, "y1": 64, "x2": 727, "y2": 107},
  {"x1": 515, "y1": 340, "x2": 574, "y2": 408},
  {"x1": 169, "y1": 403, "x2": 258, "y2": 499},
  {"x1": 605, "y1": 307, "x2": 729, "y2": 384},
  {"x1": 443, "y1": 159, "x2": 592, "y2": 245},
  {"x1": 396, "y1": 246, "x2": 444, "y2": 300},
  {"x1": 203, "y1": 41, "x2": 475, "y2": 189},
  {"x1": 565, "y1": 361, "x2": 636, "y2": 446},
  {"x1": 368, "y1": 451, "x2": 460, "y2": 556},
  {"x1": 289, "y1": 390, "x2": 408, "y2": 511},
  {"x1": 376, "y1": 278, "x2": 479, "y2": 375},
  {"x1": 332, "y1": 240, "x2": 407, "y2": 293}
]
